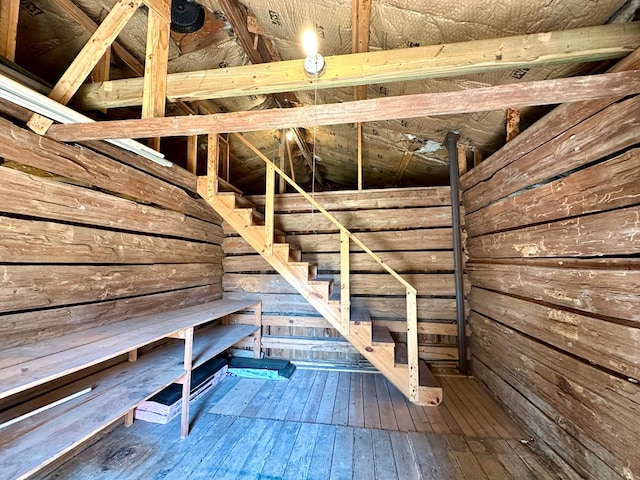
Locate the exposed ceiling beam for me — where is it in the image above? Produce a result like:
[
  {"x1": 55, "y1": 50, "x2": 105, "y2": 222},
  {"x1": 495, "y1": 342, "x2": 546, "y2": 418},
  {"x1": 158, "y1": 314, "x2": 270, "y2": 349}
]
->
[
  {"x1": 75, "y1": 22, "x2": 640, "y2": 109},
  {"x1": 48, "y1": 71, "x2": 640, "y2": 141},
  {"x1": 26, "y1": 0, "x2": 145, "y2": 134},
  {"x1": 0, "y1": 0, "x2": 20, "y2": 61}
]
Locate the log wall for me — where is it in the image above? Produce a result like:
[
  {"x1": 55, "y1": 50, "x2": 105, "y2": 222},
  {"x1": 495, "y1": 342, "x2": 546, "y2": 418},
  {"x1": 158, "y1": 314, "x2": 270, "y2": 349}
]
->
[
  {"x1": 223, "y1": 188, "x2": 465, "y2": 371},
  {"x1": 461, "y1": 94, "x2": 640, "y2": 479},
  {"x1": 0, "y1": 111, "x2": 224, "y2": 350}
]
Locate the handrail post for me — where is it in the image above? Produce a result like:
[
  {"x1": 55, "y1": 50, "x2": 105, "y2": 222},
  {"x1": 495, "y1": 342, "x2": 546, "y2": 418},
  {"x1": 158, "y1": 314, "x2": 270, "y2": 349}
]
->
[
  {"x1": 406, "y1": 288, "x2": 419, "y2": 402},
  {"x1": 340, "y1": 229, "x2": 351, "y2": 333},
  {"x1": 206, "y1": 133, "x2": 219, "y2": 199},
  {"x1": 264, "y1": 162, "x2": 275, "y2": 255}
]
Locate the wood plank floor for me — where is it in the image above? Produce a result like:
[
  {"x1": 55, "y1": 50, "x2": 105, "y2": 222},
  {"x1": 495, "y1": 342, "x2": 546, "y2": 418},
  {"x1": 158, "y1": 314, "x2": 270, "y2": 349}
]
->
[{"x1": 47, "y1": 369, "x2": 563, "y2": 479}]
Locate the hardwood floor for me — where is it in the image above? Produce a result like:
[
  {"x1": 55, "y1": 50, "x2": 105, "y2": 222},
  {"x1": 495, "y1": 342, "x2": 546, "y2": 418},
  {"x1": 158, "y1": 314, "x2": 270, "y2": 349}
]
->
[{"x1": 47, "y1": 369, "x2": 563, "y2": 479}]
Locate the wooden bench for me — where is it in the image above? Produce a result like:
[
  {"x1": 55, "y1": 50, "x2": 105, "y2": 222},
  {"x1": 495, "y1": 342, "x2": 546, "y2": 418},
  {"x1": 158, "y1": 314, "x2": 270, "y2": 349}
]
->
[{"x1": 0, "y1": 299, "x2": 262, "y2": 480}]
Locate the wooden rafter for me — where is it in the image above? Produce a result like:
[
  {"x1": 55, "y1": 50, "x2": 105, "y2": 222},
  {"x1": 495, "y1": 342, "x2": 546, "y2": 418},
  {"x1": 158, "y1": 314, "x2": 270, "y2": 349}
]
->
[
  {"x1": 47, "y1": 71, "x2": 640, "y2": 142},
  {"x1": 75, "y1": 22, "x2": 640, "y2": 109},
  {"x1": 0, "y1": 0, "x2": 20, "y2": 61},
  {"x1": 142, "y1": 1, "x2": 171, "y2": 150},
  {"x1": 506, "y1": 108, "x2": 521, "y2": 142},
  {"x1": 55, "y1": 0, "x2": 145, "y2": 75},
  {"x1": 26, "y1": 0, "x2": 145, "y2": 134}
]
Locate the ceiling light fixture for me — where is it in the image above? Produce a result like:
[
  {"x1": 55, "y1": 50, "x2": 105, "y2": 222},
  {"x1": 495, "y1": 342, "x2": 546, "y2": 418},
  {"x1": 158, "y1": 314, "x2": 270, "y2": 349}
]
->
[
  {"x1": 302, "y1": 30, "x2": 324, "y2": 76},
  {"x1": 285, "y1": 129, "x2": 295, "y2": 142}
]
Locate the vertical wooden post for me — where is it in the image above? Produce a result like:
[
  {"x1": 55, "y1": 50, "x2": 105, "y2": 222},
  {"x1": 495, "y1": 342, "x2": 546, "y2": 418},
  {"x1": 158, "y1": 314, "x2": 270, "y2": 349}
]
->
[
  {"x1": 218, "y1": 134, "x2": 230, "y2": 182},
  {"x1": 457, "y1": 145, "x2": 467, "y2": 176},
  {"x1": 357, "y1": 122, "x2": 363, "y2": 191},
  {"x1": 286, "y1": 139, "x2": 296, "y2": 183},
  {"x1": 124, "y1": 410, "x2": 135, "y2": 427},
  {"x1": 473, "y1": 150, "x2": 483, "y2": 167},
  {"x1": 187, "y1": 135, "x2": 198, "y2": 174},
  {"x1": 180, "y1": 327, "x2": 194, "y2": 438},
  {"x1": 91, "y1": 48, "x2": 111, "y2": 115},
  {"x1": 340, "y1": 229, "x2": 351, "y2": 333},
  {"x1": 264, "y1": 162, "x2": 275, "y2": 256},
  {"x1": 278, "y1": 131, "x2": 286, "y2": 193},
  {"x1": 207, "y1": 133, "x2": 219, "y2": 199},
  {"x1": 0, "y1": 0, "x2": 20, "y2": 61},
  {"x1": 124, "y1": 346, "x2": 138, "y2": 427},
  {"x1": 406, "y1": 288, "x2": 419, "y2": 402},
  {"x1": 253, "y1": 301, "x2": 262, "y2": 359},
  {"x1": 141, "y1": 3, "x2": 170, "y2": 151}
]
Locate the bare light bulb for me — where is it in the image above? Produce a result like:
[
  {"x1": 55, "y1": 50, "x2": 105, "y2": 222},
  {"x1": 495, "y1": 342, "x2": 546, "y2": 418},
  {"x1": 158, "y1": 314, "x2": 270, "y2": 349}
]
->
[
  {"x1": 302, "y1": 30, "x2": 318, "y2": 57},
  {"x1": 286, "y1": 130, "x2": 295, "y2": 142}
]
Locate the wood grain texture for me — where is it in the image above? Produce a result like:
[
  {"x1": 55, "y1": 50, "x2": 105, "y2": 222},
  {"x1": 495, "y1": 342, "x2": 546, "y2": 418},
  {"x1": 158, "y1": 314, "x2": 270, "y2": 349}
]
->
[
  {"x1": 460, "y1": 47, "x2": 640, "y2": 193},
  {"x1": 225, "y1": 228, "x2": 453, "y2": 253},
  {"x1": 471, "y1": 314, "x2": 639, "y2": 479},
  {"x1": 50, "y1": 71, "x2": 640, "y2": 140},
  {"x1": 0, "y1": 263, "x2": 221, "y2": 313},
  {"x1": 0, "y1": 167, "x2": 223, "y2": 244},
  {"x1": 466, "y1": 148, "x2": 640, "y2": 237},
  {"x1": 0, "y1": 118, "x2": 219, "y2": 223},
  {"x1": 0, "y1": 285, "x2": 219, "y2": 349},
  {"x1": 470, "y1": 287, "x2": 640, "y2": 377},
  {"x1": 463, "y1": 96, "x2": 640, "y2": 214},
  {"x1": 467, "y1": 205, "x2": 640, "y2": 259},
  {"x1": 0, "y1": 216, "x2": 222, "y2": 264},
  {"x1": 468, "y1": 263, "x2": 640, "y2": 322},
  {"x1": 223, "y1": 251, "x2": 455, "y2": 273},
  {"x1": 75, "y1": 22, "x2": 640, "y2": 108},
  {"x1": 247, "y1": 187, "x2": 452, "y2": 211}
]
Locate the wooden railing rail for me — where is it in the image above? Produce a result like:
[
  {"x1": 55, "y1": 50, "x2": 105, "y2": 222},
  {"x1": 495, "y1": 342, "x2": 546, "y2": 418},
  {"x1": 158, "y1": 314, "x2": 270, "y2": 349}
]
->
[{"x1": 222, "y1": 132, "x2": 420, "y2": 401}]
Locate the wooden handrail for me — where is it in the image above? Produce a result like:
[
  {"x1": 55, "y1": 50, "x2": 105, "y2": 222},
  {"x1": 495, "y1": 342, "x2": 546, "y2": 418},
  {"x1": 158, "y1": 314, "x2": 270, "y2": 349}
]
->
[
  {"x1": 231, "y1": 132, "x2": 420, "y2": 397},
  {"x1": 233, "y1": 132, "x2": 417, "y2": 295}
]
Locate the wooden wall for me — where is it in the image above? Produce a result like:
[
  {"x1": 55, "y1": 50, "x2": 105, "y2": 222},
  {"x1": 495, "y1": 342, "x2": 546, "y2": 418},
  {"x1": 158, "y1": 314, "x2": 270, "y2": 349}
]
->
[
  {"x1": 223, "y1": 188, "x2": 465, "y2": 371},
  {"x1": 0, "y1": 108, "x2": 224, "y2": 350},
  {"x1": 461, "y1": 93, "x2": 639, "y2": 479}
]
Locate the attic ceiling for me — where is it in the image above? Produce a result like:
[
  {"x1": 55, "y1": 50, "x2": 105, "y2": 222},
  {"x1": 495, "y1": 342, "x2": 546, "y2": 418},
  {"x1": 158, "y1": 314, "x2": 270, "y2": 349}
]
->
[{"x1": 7, "y1": 0, "x2": 640, "y2": 193}]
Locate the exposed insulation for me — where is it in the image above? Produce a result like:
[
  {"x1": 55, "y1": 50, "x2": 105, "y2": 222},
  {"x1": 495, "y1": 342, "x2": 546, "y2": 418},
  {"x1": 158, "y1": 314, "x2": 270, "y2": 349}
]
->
[{"x1": 12, "y1": 0, "x2": 629, "y2": 191}]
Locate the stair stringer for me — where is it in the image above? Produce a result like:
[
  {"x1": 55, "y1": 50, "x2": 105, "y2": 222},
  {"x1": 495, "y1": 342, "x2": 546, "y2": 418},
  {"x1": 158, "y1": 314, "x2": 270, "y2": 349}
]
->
[{"x1": 199, "y1": 181, "x2": 442, "y2": 406}]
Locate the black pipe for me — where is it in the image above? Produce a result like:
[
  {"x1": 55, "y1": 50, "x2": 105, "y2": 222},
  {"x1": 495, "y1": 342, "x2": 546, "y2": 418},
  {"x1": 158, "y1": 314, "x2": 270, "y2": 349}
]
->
[{"x1": 445, "y1": 131, "x2": 468, "y2": 375}]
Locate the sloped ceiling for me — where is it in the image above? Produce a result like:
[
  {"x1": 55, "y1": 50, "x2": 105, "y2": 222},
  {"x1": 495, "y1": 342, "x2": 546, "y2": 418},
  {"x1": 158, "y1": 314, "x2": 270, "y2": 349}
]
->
[{"x1": 11, "y1": 0, "x2": 636, "y2": 193}]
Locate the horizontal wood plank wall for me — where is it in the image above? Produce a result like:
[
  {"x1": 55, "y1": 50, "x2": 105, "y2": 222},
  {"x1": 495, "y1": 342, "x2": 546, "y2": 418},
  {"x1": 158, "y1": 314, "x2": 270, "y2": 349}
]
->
[
  {"x1": 0, "y1": 112, "x2": 224, "y2": 350},
  {"x1": 223, "y1": 187, "x2": 465, "y2": 371},
  {"x1": 461, "y1": 94, "x2": 640, "y2": 480}
]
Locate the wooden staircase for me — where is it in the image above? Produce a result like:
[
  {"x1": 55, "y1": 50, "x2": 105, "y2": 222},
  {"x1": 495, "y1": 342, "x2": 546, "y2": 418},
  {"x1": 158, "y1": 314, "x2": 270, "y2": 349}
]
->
[{"x1": 197, "y1": 137, "x2": 442, "y2": 406}]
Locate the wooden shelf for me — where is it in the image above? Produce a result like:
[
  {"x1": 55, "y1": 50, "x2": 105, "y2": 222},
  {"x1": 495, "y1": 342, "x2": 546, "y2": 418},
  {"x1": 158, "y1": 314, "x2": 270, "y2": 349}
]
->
[
  {"x1": 0, "y1": 300, "x2": 262, "y2": 480},
  {"x1": 0, "y1": 345, "x2": 184, "y2": 480},
  {"x1": 0, "y1": 299, "x2": 260, "y2": 400},
  {"x1": 191, "y1": 323, "x2": 258, "y2": 370}
]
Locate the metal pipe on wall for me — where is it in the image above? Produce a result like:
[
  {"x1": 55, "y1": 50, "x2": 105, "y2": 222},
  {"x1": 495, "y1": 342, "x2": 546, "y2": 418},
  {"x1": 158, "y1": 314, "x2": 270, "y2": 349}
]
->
[{"x1": 445, "y1": 131, "x2": 468, "y2": 375}]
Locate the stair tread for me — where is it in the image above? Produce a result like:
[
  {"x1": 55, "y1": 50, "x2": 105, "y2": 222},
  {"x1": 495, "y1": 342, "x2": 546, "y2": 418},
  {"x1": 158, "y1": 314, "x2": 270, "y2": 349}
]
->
[
  {"x1": 371, "y1": 326, "x2": 394, "y2": 345},
  {"x1": 395, "y1": 342, "x2": 408, "y2": 366}
]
